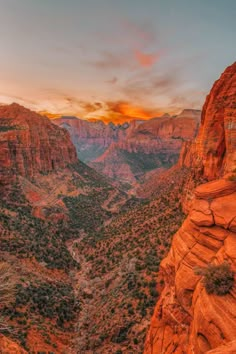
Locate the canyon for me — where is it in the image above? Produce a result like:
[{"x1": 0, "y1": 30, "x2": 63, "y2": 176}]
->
[
  {"x1": 144, "y1": 62, "x2": 236, "y2": 354},
  {"x1": 0, "y1": 62, "x2": 235, "y2": 354},
  {"x1": 0, "y1": 104, "x2": 129, "y2": 352},
  {"x1": 53, "y1": 109, "x2": 201, "y2": 186},
  {"x1": 0, "y1": 103, "x2": 77, "y2": 185}
]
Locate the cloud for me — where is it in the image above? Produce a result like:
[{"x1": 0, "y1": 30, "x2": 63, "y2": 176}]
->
[
  {"x1": 121, "y1": 19, "x2": 157, "y2": 47},
  {"x1": 120, "y1": 70, "x2": 178, "y2": 102},
  {"x1": 89, "y1": 51, "x2": 133, "y2": 70},
  {"x1": 38, "y1": 111, "x2": 62, "y2": 119},
  {"x1": 0, "y1": 93, "x2": 38, "y2": 107},
  {"x1": 89, "y1": 49, "x2": 161, "y2": 70},
  {"x1": 134, "y1": 50, "x2": 161, "y2": 67},
  {"x1": 105, "y1": 77, "x2": 118, "y2": 84},
  {"x1": 105, "y1": 100, "x2": 160, "y2": 119},
  {"x1": 88, "y1": 19, "x2": 162, "y2": 71},
  {"x1": 78, "y1": 101, "x2": 103, "y2": 113}
]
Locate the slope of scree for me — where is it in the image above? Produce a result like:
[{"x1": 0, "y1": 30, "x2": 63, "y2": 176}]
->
[{"x1": 144, "y1": 62, "x2": 236, "y2": 354}]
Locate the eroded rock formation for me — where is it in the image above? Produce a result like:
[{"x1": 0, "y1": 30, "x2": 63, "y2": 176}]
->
[
  {"x1": 53, "y1": 116, "x2": 132, "y2": 162},
  {"x1": 179, "y1": 63, "x2": 236, "y2": 179},
  {"x1": 0, "y1": 103, "x2": 77, "y2": 185},
  {"x1": 144, "y1": 63, "x2": 236, "y2": 353},
  {"x1": 91, "y1": 110, "x2": 201, "y2": 184}
]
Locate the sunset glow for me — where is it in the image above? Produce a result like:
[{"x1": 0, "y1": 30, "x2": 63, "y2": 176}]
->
[
  {"x1": 0, "y1": 1, "x2": 235, "y2": 122},
  {"x1": 134, "y1": 50, "x2": 161, "y2": 68}
]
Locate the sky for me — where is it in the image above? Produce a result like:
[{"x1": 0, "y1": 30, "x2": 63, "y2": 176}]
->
[{"x1": 0, "y1": 0, "x2": 235, "y2": 122}]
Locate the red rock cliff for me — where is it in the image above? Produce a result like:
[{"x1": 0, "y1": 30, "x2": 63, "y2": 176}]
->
[
  {"x1": 179, "y1": 62, "x2": 236, "y2": 179},
  {"x1": 144, "y1": 63, "x2": 236, "y2": 354},
  {"x1": 90, "y1": 110, "x2": 201, "y2": 184},
  {"x1": 52, "y1": 116, "x2": 132, "y2": 162},
  {"x1": 0, "y1": 103, "x2": 77, "y2": 185}
]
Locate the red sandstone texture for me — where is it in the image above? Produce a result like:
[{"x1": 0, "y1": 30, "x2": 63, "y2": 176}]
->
[
  {"x1": 144, "y1": 63, "x2": 236, "y2": 353},
  {"x1": 0, "y1": 103, "x2": 77, "y2": 185},
  {"x1": 53, "y1": 116, "x2": 130, "y2": 146},
  {"x1": 90, "y1": 109, "x2": 201, "y2": 184},
  {"x1": 0, "y1": 334, "x2": 27, "y2": 353},
  {"x1": 179, "y1": 62, "x2": 236, "y2": 179},
  {"x1": 52, "y1": 116, "x2": 133, "y2": 162}
]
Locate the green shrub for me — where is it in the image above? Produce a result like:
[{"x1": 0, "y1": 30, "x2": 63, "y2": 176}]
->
[{"x1": 195, "y1": 263, "x2": 234, "y2": 295}]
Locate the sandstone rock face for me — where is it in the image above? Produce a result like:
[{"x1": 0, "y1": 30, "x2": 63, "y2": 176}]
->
[
  {"x1": 144, "y1": 63, "x2": 236, "y2": 354},
  {"x1": 0, "y1": 104, "x2": 77, "y2": 185},
  {"x1": 0, "y1": 334, "x2": 27, "y2": 353},
  {"x1": 53, "y1": 111, "x2": 200, "y2": 184},
  {"x1": 179, "y1": 62, "x2": 236, "y2": 179},
  {"x1": 144, "y1": 179, "x2": 236, "y2": 354},
  {"x1": 90, "y1": 110, "x2": 201, "y2": 184},
  {"x1": 132, "y1": 109, "x2": 201, "y2": 142},
  {"x1": 53, "y1": 116, "x2": 132, "y2": 162}
]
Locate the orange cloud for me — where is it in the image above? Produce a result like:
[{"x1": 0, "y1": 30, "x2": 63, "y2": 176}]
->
[
  {"x1": 38, "y1": 98, "x2": 165, "y2": 125},
  {"x1": 110, "y1": 102, "x2": 153, "y2": 119},
  {"x1": 134, "y1": 50, "x2": 161, "y2": 67},
  {"x1": 38, "y1": 111, "x2": 61, "y2": 119},
  {"x1": 96, "y1": 100, "x2": 164, "y2": 123}
]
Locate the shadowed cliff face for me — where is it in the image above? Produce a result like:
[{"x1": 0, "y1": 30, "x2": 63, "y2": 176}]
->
[
  {"x1": 144, "y1": 63, "x2": 236, "y2": 354},
  {"x1": 0, "y1": 103, "x2": 77, "y2": 185}
]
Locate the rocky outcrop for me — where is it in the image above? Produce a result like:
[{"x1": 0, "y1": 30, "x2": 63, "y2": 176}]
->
[
  {"x1": 52, "y1": 110, "x2": 200, "y2": 185},
  {"x1": 53, "y1": 116, "x2": 132, "y2": 162},
  {"x1": 179, "y1": 62, "x2": 236, "y2": 179},
  {"x1": 133, "y1": 109, "x2": 201, "y2": 141},
  {"x1": 90, "y1": 110, "x2": 201, "y2": 184},
  {"x1": 144, "y1": 63, "x2": 236, "y2": 353},
  {"x1": 144, "y1": 179, "x2": 236, "y2": 354},
  {"x1": 0, "y1": 334, "x2": 27, "y2": 353},
  {"x1": 0, "y1": 104, "x2": 77, "y2": 185}
]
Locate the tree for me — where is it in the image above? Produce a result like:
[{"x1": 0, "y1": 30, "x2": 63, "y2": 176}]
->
[{"x1": 194, "y1": 262, "x2": 234, "y2": 295}]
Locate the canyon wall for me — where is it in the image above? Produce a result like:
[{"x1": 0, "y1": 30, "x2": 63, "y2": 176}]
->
[
  {"x1": 0, "y1": 103, "x2": 77, "y2": 185},
  {"x1": 179, "y1": 63, "x2": 236, "y2": 179},
  {"x1": 144, "y1": 62, "x2": 236, "y2": 354},
  {"x1": 53, "y1": 110, "x2": 200, "y2": 185},
  {"x1": 90, "y1": 110, "x2": 201, "y2": 184},
  {"x1": 53, "y1": 116, "x2": 132, "y2": 162}
]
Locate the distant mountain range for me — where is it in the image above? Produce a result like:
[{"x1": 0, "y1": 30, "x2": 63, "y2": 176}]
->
[{"x1": 53, "y1": 109, "x2": 201, "y2": 186}]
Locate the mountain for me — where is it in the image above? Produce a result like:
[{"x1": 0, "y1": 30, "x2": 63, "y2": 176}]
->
[
  {"x1": 144, "y1": 62, "x2": 236, "y2": 353},
  {"x1": 0, "y1": 104, "x2": 129, "y2": 352},
  {"x1": 1, "y1": 62, "x2": 234, "y2": 353},
  {"x1": 0, "y1": 103, "x2": 77, "y2": 185},
  {"x1": 52, "y1": 110, "x2": 201, "y2": 187},
  {"x1": 90, "y1": 109, "x2": 201, "y2": 185},
  {"x1": 52, "y1": 115, "x2": 134, "y2": 162}
]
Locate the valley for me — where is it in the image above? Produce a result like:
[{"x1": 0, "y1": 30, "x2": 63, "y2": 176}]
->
[
  {"x1": 0, "y1": 62, "x2": 235, "y2": 354},
  {"x1": 53, "y1": 109, "x2": 201, "y2": 188}
]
